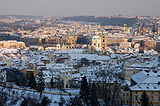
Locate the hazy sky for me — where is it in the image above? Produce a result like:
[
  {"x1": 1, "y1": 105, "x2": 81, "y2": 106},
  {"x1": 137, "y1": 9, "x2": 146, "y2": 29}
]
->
[{"x1": 0, "y1": 0, "x2": 159, "y2": 16}]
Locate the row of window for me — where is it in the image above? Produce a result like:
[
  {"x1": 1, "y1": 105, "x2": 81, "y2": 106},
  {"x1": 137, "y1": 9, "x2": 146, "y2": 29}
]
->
[
  {"x1": 123, "y1": 93, "x2": 129, "y2": 97},
  {"x1": 135, "y1": 95, "x2": 160, "y2": 101},
  {"x1": 135, "y1": 104, "x2": 160, "y2": 106},
  {"x1": 135, "y1": 91, "x2": 160, "y2": 94}
]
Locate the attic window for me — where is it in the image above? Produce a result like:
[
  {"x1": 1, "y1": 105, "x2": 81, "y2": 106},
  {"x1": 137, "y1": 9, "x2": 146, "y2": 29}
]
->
[
  {"x1": 153, "y1": 71, "x2": 157, "y2": 73},
  {"x1": 158, "y1": 82, "x2": 160, "y2": 85},
  {"x1": 154, "y1": 87, "x2": 156, "y2": 89},
  {"x1": 147, "y1": 74, "x2": 149, "y2": 76}
]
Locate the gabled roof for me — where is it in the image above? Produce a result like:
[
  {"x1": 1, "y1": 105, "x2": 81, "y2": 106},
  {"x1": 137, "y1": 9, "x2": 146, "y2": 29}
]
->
[{"x1": 130, "y1": 70, "x2": 160, "y2": 91}]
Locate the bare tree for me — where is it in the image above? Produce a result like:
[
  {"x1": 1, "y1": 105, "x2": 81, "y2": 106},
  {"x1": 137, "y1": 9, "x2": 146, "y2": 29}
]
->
[{"x1": 95, "y1": 65, "x2": 122, "y2": 106}]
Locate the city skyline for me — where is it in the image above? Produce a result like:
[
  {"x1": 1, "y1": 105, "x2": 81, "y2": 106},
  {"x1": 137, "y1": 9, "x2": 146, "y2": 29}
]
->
[{"x1": 0, "y1": 0, "x2": 160, "y2": 17}]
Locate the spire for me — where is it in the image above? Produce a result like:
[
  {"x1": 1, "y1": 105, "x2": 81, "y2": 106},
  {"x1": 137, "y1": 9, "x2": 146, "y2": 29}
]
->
[{"x1": 152, "y1": 22, "x2": 157, "y2": 33}]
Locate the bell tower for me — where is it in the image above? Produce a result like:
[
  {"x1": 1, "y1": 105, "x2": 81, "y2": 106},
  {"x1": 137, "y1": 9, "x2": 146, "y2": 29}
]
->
[
  {"x1": 138, "y1": 24, "x2": 142, "y2": 35},
  {"x1": 142, "y1": 23, "x2": 146, "y2": 35},
  {"x1": 158, "y1": 26, "x2": 160, "y2": 34},
  {"x1": 101, "y1": 33, "x2": 107, "y2": 51}
]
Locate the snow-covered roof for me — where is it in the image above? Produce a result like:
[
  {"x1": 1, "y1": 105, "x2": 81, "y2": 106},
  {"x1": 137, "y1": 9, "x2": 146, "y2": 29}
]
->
[
  {"x1": 68, "y1": 53, "x2": 110, "y2": 61},
  {"x1": 130, "y1": 70, "x2": 160, "y2": 91}
]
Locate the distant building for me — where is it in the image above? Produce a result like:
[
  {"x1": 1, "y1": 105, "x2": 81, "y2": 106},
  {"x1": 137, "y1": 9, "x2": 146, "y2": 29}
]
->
[
  {"x1": 119, "y1": 42, "x2": 132, "y2": 48},
  {"x1": 138, "y1": 23, "x2": 146, "y2": 35},
  {"x1": 106, "y1": 38, "x2": 128, "y2": 46},
  {"x1": 156, "y1": 41, "x2": 160, "y2": 53},
  {"x1": 0, "y1": 68, "x2": 23, "y2": 84},
  {"x1": 20, "y1": 63, "x2": 39, "y2": 80},
  {"x1": 22, "y1": 37, "x2": 42, "y2": 46},
  {"x1": 152, "y1": 22, "x2": 157, "y2": 33},
  {"x1": 35, "y1": 19, "x2": 41, "y2": 24},
  {"x1": 29, "y1": 45, "x2": 44, "y2": 51},
  {"x1": 144, "y1": 40, "x2": 156, "y2": 49},
  {"x1": 91, "y1": 36, "x2": 102, "y2": 50},
  {"x1": 0, "y1": 40, "x2": 26, "y2": 49},
  {"x1": 45, "y1": 36, "x2": 77, "y2": 45},
  {"x1": 101, "y1": 35, "x2": 107, "y2": 51},
  {"x1": 0, "y1": 33, "x2": 21, "y2": 41},
  {"x1": 158, "y1": 26, "x2": 160, "y2": 34}
]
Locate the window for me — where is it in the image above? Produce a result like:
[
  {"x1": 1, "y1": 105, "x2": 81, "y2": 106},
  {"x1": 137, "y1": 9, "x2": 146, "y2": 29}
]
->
[
  {"x1": 151, "y1": 91, "x2": 154, "y2": 94},
  {"x1": 135, "y1": 91, "x2": 138, "y2": 94},
  {"x1": 117, "y1": 93, "x2": 119, "y2": 97},
  {"x1": 127, "y1": 93, "x2": 129, "y2": 97},
  {"x1": 135, "y1": 104, "x2": 138, "y2": 106},
  {"x1": 123, "y1": 93, "x2": 125, "y2": 97},
  {"x1": 159, "y1": 96, "x2": 160, "y2": 100},
  {"x1": 98, "y1": 44, "x2": 100, "y2": 47},
  {"x1": 151, "y1": 96, "x2": 154, "y2": 100},
  {"x1": 117, "y1": 100, "x2": 119, "y2": 104},
  {"x1": 123, "y1": 100, "x2": 125, "y2": 104},
  {"x1": 135, "y1": 96, "x2": 138, "y2": 100}
]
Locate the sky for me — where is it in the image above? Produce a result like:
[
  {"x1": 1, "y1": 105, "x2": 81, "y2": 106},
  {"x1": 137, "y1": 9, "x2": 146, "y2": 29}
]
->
[{"x1": 0, "y1": 0, "x2": 159, "y2": 16}]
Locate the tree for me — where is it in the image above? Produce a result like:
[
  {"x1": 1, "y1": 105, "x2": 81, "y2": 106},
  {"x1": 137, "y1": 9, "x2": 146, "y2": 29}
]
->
[
  {"x1": 95, "y1": 65, "x2": 122, "y2": 106},
  {"x1": 50, "y1": 76, "x2": 54, "y2": 89},
  {"x1": 20, "y1": 97, "x2": 30, "y2": 106},
  {"x1": 80, "y1": 58, "x2": 89, "y2": 66},
  {"x1": 36, "y1": 69, "x2": 45, "y2": 98},
  {"x1": 27, "y1": 73, "x2": 36, "y2": 89},
  {"x1": 67, "y1": 96, "x2": 83, "y2": 106},
  {"x1": 138, "y1": 91, "x2": 151, "y2": 106},
  {"x1": 79, "y1": 76, "x2": 89, "y2": 105},
  {"x1": 21, "y1": 96, "x2": 51, "y2": 106},
  {"x1": 90, "y1": 83, "x2": 99, "y2": 106},
  {"x1": 0, "y1": 87, "x2": 8, "y2": 106},
  {"x1": 59, "y1": 96, "x2": 65, "y2": 106},
  {"x1": 41, "y1": 96, "x2": 52, "y2": 106}
]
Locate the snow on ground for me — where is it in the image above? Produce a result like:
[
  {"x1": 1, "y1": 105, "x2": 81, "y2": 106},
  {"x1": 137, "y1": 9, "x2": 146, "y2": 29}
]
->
[
  {"x1": 65, "y1": 89, "x2": 80, "y2": 94},
  {"x1": 0, "y1": 86, "x2": 78, "y2": 106}
]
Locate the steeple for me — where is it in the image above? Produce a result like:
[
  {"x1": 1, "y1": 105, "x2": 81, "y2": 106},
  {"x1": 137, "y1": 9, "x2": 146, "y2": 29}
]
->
[
  {"x1": 138, "y1": 23, "x2": 142, "y2": 35},
  {"x1": 152, "y1": 22, "x2": 157, "y2": 33},
  {"x1": 142, "y1": 23, "x2": 146, "y2": 35}
]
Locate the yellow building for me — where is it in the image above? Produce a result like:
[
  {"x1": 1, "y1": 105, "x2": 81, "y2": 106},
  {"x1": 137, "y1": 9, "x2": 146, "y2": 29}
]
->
[
  {"x1": 89, "y1": 35, "x2": 107, "y2": 52},
  {"x1": 0, "y1": 41, "x2": 26, "y2": 48},
  {"x1": 130, "y1": 70, "x2": 160, "y2": 106},
  {"x1": 158, "y1": 26, "x2": 160, "y2": 34},
  {"x1": 120, "y1": 42, "x2": 132, "y2": 48},
  {"x1": 120, "y1": 90, "x2": 130, "y2": 105},
  {"x1": 91, "y1": 35, "x2": 102, "y2": 49},
  {"x1": 20, "y1": 63, "x2": 39, "y2": 80},
  {"x1": 101, "y1": 35, "x2": 107, "y2": 51},
  {"x1": 106, "y1": 38, "x2": 128, "y2": 46}
]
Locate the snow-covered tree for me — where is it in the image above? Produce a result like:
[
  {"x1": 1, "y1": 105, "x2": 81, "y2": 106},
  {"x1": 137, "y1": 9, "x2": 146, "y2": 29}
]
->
[
  {"x1": 80, "y1": 76, "x2": 89, "y2": 105},
  {"x1": 28, "y1": 73, "x2": 36, "y2": 89},
  {"x1": 36, "y1": 69, "x2": 45, "y2": 98},
  {"x1": 138, "y1": 91, "x2": 151, "y2": 106}
]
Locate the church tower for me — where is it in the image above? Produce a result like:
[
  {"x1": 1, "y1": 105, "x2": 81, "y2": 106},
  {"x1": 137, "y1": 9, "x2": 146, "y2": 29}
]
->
[
  {"x1": 158, "y1": 26, "x2": 160, "y2": 34},
  {"x1": 152, "y1": 22, "x2": 157, "y2": 33},
  {"x1": 101, "y1": 33, "x2": 107, "y2": 51},
  {"x1": 142, "y1": 23, "x2": 146, "y2": 35},
  {"x1": 138, "y1": 24, "x2": 142, "y2": 35}
]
